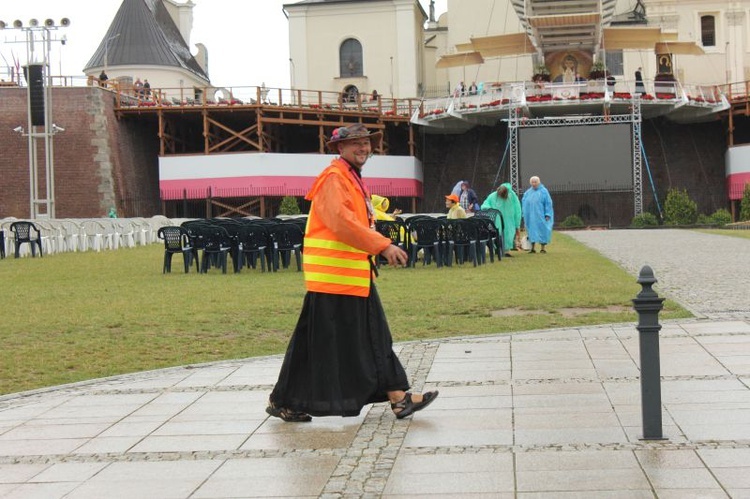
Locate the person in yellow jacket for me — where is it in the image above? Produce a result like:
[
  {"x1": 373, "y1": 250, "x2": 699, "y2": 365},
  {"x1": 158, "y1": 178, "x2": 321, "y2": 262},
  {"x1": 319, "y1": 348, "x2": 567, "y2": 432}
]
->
[
  {"x1": 371, "y1": 194, "x2": 402, "y2": 221},
  {"x1": 267, "y1": 124, "x2": 438, "y2": 422}
]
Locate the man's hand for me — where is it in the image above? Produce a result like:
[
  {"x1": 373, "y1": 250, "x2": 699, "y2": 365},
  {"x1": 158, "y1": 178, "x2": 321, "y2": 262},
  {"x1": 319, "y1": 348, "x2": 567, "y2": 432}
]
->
[{"x1": 380, "y1": 244, "x2": 408, "y2": 267}]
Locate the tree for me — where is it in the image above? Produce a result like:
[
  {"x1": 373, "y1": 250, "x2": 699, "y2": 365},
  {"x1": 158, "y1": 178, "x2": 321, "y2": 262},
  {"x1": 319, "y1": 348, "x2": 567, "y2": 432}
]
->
[
  {"x1": 279, "y1": 196, "x2": 301, "y2": 216},
  {"x1": 663, "y1": 188, "x2": 698, "y2": 225}
]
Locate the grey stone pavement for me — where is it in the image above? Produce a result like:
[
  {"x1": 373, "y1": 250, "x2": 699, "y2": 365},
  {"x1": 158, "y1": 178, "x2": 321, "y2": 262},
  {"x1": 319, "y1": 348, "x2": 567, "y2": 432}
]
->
[{"x1": 0, "y1": 229, "x2": 749, "y2": 498}]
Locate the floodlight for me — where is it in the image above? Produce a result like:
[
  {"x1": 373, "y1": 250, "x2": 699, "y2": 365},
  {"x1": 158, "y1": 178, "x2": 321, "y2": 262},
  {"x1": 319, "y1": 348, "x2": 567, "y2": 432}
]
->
[
  {"x1": 44, "y1": 19, "x2": 54, "y2": 27},
  {"x1": 13, "y1": 20, "x2": 23, "y2": 28},
  {"x1": 60, "y1": 18, "x2": 70, "y2": 27},
  {"x1": 29, "y1": 18, "x2": 39, "y2": 27}
]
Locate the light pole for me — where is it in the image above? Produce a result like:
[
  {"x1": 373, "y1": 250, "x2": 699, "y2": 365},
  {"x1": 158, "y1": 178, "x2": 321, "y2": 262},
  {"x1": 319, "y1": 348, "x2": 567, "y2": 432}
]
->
[
  {"x1": 289, "y1": 58, "x2": 296, "y2": 104},
  {"x1": 2, "y1": 17, "x2": 70, "y2": 219},
  {"x1": 104, "y1": 33, "x2": 120, "y2": 74},
  {"x1": 725, "y1": 41, "x2": 731, "y2": 86},
  {"x1": 390, "y1": 56, "x2": 394, "y2": 98}
]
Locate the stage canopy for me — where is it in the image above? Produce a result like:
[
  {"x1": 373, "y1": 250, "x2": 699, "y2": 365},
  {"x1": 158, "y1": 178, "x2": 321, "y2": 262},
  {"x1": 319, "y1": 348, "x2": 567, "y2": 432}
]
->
[
  {"x1": 655, "y1": 41, "x2": 705, "y2": 55},
  {"x1": 602, "y1": 27, "x2": 678, "y2": 50},
  {"x1": 435, "y1": 51, "x2": 485, "y2": 69}
]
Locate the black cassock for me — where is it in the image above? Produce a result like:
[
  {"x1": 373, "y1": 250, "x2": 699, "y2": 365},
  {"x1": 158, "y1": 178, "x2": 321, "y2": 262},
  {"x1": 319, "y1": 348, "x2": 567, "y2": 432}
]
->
[{"x1": 269, "y1": 285, "x2": 410, "y2": 417}]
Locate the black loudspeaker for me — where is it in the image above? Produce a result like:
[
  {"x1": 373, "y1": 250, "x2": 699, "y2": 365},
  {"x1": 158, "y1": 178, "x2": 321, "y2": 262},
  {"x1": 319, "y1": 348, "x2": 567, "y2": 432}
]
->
[{"x1": 23, "y1": 64, "x2": 45, "y2": 126}]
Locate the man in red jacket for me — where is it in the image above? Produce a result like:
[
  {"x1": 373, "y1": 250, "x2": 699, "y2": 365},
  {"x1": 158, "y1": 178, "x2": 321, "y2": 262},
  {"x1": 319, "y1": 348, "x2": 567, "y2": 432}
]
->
[{"x1": 267, "y1": 124, "x2": 438, "y2": 422}]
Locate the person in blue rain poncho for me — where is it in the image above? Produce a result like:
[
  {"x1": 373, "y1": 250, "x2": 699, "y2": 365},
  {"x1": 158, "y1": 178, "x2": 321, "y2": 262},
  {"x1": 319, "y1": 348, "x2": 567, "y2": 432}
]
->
[
  {"x1": 481, "y1": 183, "x2": 522, "y2": 257},
  {"x1": 521, "y1": 176, "x2": 554, "y2": 253}
]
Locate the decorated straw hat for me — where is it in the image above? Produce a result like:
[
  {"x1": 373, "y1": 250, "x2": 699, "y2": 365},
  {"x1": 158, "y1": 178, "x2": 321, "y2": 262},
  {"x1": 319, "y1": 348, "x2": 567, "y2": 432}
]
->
[{"x1": 326, "y1": 123, "x2": 382, "y2": 152}]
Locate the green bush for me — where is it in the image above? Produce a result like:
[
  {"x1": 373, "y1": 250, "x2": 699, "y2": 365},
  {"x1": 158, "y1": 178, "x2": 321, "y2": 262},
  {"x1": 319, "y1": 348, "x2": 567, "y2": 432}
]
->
[
  {"x1": 560, "y1": 214, "x2": 585, "y2": 228},
  {"x1": 709, "y1": 208, "x2": 732, "y2": 227},
  {"x1": 696, "y1": 214, "x2": 712, "y2": 225},
  {"x1": 279, "y1": 196, "x2": 301, "y2": 215},
  {"x1": 631, "y1": 212, "x2": 659, "y2": 227},
  {"x1": 663, "y1": 188, "x2": 698, "y2": 225},
  {"x1": 741, "y1": 183, "x2": 750, "y2": 221}
]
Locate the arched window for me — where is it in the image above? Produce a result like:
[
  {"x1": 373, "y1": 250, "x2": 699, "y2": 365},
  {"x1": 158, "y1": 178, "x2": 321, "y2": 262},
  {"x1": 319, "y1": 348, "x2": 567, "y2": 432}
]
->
[
  {"x1": 340, "y1": 38, "x2": 363, "y2": 77},
  {"x1": 701, "y1": 15, "x2": 716, "y2": 47}
]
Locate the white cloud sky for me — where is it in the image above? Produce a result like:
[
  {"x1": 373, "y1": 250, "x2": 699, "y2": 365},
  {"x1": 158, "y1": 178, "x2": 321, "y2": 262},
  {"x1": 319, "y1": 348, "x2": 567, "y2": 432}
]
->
[{"x1": 1, "y1": 0, "x2": 447, "y2": 89}]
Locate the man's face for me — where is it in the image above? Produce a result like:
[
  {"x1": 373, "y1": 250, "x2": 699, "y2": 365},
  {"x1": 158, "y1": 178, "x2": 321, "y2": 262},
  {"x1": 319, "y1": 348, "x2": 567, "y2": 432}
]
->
[
  {"x1": 445, "y1": 198, "x2": 453, "y2": 208},
  {"x1": 337, "y1": 138, "x2": 372, "y2": 170},
  {"x1": 530, "y1": 178, "x2": 540, "y2": 189}
]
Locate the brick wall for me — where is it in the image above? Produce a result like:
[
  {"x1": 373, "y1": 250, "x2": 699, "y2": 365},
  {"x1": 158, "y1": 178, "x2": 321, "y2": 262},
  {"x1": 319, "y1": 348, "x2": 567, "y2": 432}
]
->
[{"x1": 0, "y1": 86, "x2": 160, "y2": 219}]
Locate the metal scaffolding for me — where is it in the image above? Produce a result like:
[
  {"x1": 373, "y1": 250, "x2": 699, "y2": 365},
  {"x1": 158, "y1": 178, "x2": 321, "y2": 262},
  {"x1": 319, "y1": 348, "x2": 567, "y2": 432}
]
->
[{"x1": 507, "y1": 101, "x2": 644, "y2": 216}]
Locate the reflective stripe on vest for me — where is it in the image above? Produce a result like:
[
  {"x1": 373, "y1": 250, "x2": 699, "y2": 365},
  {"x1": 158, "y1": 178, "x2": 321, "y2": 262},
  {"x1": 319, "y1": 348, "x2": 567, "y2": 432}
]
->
[{"x1": 303, "y1": 237, "x2": 371, "y2": 296}]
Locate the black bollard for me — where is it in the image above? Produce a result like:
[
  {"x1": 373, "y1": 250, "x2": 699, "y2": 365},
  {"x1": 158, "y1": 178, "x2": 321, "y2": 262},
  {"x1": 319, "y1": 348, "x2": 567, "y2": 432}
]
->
[{"x1": 632, "y1": 265, "x2": 666, "y2": 440}]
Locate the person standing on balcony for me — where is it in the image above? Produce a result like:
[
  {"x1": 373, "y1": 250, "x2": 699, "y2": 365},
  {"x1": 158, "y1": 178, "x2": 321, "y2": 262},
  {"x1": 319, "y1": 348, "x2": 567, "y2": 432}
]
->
[
  {"x1": 635, "y1": 67, "x2": 645, "y2": 94},
  {"x1": 266, "y1": 124, "x2": 438, "y2": 423}
]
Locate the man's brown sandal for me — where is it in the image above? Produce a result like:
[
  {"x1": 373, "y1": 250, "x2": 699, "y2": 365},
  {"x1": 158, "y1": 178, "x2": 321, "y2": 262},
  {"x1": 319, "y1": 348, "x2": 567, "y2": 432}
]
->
[
  {"x1": 391, "y1": 391, "x2": 439, "y2": 419},
  {"x1": 266, "y1": 402, "x2": 312, "y2": 422}
]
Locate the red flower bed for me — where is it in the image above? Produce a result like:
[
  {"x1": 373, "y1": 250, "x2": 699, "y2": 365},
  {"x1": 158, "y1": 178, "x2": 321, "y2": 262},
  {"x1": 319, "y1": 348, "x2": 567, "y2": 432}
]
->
[
  {"x1": 579, "y1": 92, "x2": 604, "y2": 100},
  {"x1": 527, "y1": 94, "x2": 553, "y2": 102},
  {"x1": 656, "y1": 93, "x2": 676, "y2": 100},
  {"x1": 420, "y1": 108, "x2": 445, "y2": 118},
  {"x1": 480, "y1": 99, "x2": 502, "y2": 107},
  {"x1": 641, "y1": 94, "x2": 655, "y2": 100},
  {"x1": 613, "y1": 92, "x2": 632, "y2": 99}
]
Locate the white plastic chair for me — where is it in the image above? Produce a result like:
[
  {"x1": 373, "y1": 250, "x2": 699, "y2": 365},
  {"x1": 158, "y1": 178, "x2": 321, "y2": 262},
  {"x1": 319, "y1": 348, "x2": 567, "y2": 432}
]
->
[
  {"x1": 131, "y1": 217, "x2": 152, "y2": 245},
  {"x1": 58, "y1": 219, "x2": 83, "y2": 252},
  {"x1": 100, "y1": 220, "x2": 118, "y2": 250},
  {"x1": 0, "y1": 218, "x2": 18, "y2": 257},
  {"x1": 33, "y1": 220, "x2": 60, "y2": 255},
  {"x1": 113, "y1": 219, "x2": 136, "y2": 248},
  {"x1": 81, "y1": 219, "x2": 106, "y2": 252}
]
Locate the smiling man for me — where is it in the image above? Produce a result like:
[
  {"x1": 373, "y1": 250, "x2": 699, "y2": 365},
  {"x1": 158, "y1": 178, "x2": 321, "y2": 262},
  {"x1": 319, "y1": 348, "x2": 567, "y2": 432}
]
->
[{"x1": 266, "y1": 124, "x2": 438, "y2": 423}]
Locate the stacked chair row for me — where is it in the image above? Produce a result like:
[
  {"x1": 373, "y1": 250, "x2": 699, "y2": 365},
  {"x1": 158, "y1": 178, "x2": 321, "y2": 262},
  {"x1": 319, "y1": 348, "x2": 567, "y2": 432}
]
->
[
  {"x1": 376, "y1": 209, "x2": 505, "y2": 268},
  {"x1": 158, "y1": 217, "x2": 307, "y2": 274},
  {"x1": 0, "y1": 217, "x2": 173, "y2": 258}
]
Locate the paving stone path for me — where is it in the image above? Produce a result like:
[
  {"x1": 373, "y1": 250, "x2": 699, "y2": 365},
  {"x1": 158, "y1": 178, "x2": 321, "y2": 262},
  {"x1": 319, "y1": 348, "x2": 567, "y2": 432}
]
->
[
  {"x1": 566, "y1": 228, "x2": 750, "y2": 318},
  {"x1": 1, "y1": 229, "x2": 749, "y2": 498}
]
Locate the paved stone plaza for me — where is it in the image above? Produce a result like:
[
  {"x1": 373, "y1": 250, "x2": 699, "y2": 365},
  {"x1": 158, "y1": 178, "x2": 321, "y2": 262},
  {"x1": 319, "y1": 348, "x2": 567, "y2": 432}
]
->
[{"x1": 0, "y1": 229, "x2": 748, "y2": 498}]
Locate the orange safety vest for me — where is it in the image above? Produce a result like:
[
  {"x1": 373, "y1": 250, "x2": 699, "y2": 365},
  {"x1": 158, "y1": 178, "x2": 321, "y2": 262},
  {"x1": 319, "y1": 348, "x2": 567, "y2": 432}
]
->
[{"x1": 303, "y1": 158, "x2": 377, "y2": 297}]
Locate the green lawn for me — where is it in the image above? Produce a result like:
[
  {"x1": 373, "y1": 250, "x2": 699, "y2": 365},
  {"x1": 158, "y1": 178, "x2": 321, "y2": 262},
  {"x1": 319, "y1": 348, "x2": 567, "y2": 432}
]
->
[{"x1": 0, "y1": 233, "x2": 690, "y2": 395}]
